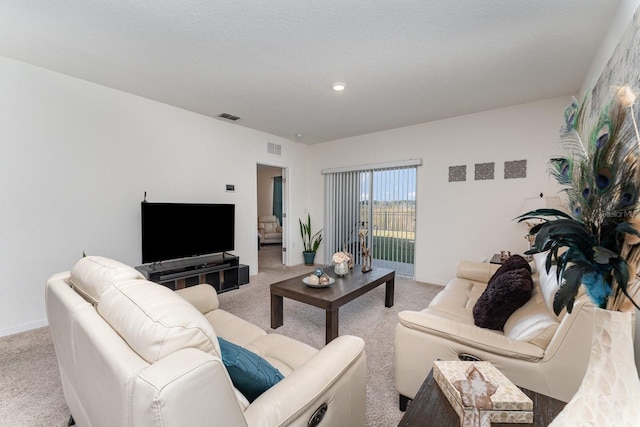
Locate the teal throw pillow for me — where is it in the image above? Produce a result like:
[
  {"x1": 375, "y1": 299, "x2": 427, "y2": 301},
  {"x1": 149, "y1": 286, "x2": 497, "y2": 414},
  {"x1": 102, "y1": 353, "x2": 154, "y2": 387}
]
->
[{"x1": 217, "y1": 337, "x2": 284, "y2": 402}]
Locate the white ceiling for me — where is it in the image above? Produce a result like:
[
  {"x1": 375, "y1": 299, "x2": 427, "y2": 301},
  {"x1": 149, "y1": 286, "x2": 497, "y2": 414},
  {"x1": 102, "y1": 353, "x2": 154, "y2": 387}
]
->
[{"x1": 0, "y1": 1, "x2": 622, "y2": 144}]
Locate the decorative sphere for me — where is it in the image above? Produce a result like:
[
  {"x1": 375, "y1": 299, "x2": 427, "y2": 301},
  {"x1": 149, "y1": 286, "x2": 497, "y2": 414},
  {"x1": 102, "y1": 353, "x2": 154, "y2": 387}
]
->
[
  {"x1": 314, "y1": 268, "x2": 324, "y2": 277},
  {"x1": 308, "y1": 275, "x2": 319, "y2": 285}
]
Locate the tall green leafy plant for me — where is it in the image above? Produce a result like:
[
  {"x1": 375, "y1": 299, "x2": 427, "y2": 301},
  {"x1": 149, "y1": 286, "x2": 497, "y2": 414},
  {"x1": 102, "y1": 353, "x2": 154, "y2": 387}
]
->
[{"x1": 299, "y1": 214, "x2": 323, "y2": 253}]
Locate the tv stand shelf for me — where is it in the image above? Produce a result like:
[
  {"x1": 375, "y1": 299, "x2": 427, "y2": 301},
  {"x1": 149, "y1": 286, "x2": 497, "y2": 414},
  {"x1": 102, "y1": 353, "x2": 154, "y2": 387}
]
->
[{"x1": 136, "y1": 253, "x2": 239, "y2": 293}]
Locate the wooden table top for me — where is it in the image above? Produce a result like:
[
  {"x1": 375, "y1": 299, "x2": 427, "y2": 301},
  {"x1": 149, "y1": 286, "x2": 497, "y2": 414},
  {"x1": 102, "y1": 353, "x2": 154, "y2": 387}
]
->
[{"x1": 270, "y1": 265, "x2": 395, "y2": 310}]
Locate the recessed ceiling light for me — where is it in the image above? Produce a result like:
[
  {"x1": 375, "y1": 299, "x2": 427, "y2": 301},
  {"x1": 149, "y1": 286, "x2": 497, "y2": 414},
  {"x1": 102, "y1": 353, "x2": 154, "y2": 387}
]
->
[
  {"x1": 295, "y1": 133, "x2": 303, "y2": 138},
  {"x1": 332, "y1": 82, "x2": 346, "y2": 91}
]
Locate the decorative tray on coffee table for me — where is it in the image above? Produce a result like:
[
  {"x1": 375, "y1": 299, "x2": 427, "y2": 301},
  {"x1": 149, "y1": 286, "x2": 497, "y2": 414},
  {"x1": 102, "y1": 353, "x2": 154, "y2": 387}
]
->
[{"x1": 302, "y1": 276, "x2": 335, "y2": 288}]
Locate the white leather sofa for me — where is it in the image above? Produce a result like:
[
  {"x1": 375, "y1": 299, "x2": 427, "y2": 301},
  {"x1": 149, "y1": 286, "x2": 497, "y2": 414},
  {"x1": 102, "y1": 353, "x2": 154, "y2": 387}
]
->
[
  {"x1": 46, "y1": 256, "x2": 366, "y2": 427},
  {"x1": 258, "y1": 215, "x2": 282, "y2": 245},
  {"x1": 395, "y1": 253, "x2": 637, "y2": 408}
]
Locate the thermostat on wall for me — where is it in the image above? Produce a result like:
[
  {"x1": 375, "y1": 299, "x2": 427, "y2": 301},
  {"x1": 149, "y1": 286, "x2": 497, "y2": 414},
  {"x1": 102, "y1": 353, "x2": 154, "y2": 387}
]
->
[{"x1": 226, "y1": 184, "x2": 235, "y2": 192}]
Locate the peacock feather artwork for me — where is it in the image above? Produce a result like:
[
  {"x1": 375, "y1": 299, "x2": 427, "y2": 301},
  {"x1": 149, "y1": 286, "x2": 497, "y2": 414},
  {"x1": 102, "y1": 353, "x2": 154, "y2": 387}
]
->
[{"x1": 518, "y1": 85, "x2": 640, "y2": 314}]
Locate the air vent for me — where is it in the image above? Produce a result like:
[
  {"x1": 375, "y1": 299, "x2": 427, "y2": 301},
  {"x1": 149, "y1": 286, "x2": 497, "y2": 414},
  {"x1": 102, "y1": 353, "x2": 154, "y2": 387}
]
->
[
  {"x1": 218, "y1": 113, "x2": 241, "y2": 121},
  {"x1": 267, "y1": 142, "x2": 282, "y2": 155}
]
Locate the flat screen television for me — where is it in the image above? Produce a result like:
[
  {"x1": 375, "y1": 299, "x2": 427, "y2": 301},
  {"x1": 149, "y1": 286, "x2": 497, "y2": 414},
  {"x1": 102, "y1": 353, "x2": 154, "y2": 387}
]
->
[{"x1": 141, "y1": 202, "x2": 235, "y2": 264}]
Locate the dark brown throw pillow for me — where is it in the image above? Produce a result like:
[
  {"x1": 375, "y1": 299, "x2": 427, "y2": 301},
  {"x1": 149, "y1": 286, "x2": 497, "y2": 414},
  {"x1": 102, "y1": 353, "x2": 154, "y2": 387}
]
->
[
  {"x1": 473, "y1": 267, "x2": 534, "y2": 331},
  {"x1": 488, "y1": 254, "x2": 531, "y2": 286}
]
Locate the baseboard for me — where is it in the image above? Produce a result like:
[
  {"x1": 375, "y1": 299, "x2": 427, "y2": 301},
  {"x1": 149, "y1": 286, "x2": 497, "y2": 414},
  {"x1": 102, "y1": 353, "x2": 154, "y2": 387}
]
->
[{"x1": 0, "y1": 318, "x2": 48, "y2": 338}]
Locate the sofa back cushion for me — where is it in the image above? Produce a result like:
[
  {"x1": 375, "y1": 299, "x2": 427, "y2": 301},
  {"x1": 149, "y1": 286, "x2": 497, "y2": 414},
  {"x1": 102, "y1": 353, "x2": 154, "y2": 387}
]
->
[
  {"x1": 70, "y1": 256, "x2": 145, "y2": 305},
  {"x1": 98, "y1": 279, "x2": 221, "y2": 363},
  {"x1": 263, "y1": 222, "x2": 277, "y2": 233},
  {"x1": 258, "y1": 215, "x2": 280, "y2": 233}
]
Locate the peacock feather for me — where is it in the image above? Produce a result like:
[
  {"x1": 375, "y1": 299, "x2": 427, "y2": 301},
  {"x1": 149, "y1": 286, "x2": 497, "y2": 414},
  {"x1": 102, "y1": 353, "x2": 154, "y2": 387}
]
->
[{"x1": 518, "y1": 86, "x2": 640, "y2": 314}]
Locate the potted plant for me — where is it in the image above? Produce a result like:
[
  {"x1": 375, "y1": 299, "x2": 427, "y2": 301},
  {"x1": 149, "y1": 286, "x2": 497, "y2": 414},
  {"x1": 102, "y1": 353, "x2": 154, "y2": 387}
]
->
[{"x1": 299, "y1": 213, "x2": 323, "y2": 265}]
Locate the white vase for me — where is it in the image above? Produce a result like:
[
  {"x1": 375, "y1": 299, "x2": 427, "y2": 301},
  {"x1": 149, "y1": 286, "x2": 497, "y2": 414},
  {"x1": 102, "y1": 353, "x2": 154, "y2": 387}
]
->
[
  {"x1": 549, "y1": 307, "x2": 640, "y2": 426},
  {"x1": 334, "y1": 261, "x2": 349, "y2": 276}
]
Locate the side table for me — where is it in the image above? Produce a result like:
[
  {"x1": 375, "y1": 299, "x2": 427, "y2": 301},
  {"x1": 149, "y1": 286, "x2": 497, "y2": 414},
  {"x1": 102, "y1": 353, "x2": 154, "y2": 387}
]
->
[
  {"x1": 398, "y1": 370, "x2": 566, "y2": 426},
  {"x1": 490, "y1": 253, "x2": 505, "y2": 264}
]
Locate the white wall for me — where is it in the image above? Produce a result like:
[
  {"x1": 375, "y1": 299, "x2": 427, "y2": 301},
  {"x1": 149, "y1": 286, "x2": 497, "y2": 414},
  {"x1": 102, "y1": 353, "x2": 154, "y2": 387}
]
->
[
  {"x1": 580, "y1": 0, "x2": 640, "y2": 97},
  {"x1": 309, "y1": 96, "x2": 568, "y2": 284},
  {"x1": 0, "y1": 56, "x2": 308, "y2": 336}
]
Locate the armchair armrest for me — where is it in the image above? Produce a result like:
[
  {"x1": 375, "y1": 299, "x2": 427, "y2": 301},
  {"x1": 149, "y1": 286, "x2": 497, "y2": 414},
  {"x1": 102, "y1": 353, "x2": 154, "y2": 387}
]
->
[
  {"x1": 243, "y1": 335, "x2": 366, "y2": 427},
  {"x1": 133, "y1": 348, "x2": 247, "y2": 427},
  {"x1": 398, "y1": 310, "x2": 543, "y2": 361},
  {"x1": 175, "y1": 284, "x2": 219, "y2": 313}
]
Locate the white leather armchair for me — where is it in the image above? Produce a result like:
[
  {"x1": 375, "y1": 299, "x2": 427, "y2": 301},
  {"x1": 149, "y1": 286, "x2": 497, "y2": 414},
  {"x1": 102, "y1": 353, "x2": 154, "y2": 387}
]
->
[
  {"x1": 258, "y1": 215, "x2": 282, "y2": 245},
  {"x1": 46, "y1": 256, "x2": 366, "y2": 427},
  {"x1": 395, "y1": 254, "x2": 637, "y2": 409}
]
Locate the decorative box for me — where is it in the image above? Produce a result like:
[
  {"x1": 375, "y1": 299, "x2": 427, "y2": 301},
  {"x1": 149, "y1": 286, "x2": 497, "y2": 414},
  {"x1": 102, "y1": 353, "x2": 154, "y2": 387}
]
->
[{"x1": 433, "y1": 360, "x2": 533, "y2": 424}]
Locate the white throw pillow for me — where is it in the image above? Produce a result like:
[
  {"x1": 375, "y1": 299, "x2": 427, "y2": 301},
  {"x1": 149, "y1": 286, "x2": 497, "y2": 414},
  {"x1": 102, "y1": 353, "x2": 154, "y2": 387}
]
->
[{"x1": 533, "y1": 251, "x2": 560, "y2": 315}]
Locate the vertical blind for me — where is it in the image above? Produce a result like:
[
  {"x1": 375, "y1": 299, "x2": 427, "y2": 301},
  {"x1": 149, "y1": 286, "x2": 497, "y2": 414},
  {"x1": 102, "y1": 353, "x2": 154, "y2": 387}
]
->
[{"x1": 323, "y1": 159, "x2": 420, "y2": 277}]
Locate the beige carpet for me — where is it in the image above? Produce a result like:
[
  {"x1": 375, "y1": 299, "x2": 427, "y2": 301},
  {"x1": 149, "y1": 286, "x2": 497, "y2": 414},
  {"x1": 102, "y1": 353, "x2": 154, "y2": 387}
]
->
[{"x1": 0, "y1": 246, "x2": 441, "y2": 426}]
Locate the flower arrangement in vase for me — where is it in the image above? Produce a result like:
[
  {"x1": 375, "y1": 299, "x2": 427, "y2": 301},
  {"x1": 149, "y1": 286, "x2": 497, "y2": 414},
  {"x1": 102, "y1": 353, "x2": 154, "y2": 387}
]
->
[{"x1": 332, "y1": 251, "x2": 351, "y2": 276}]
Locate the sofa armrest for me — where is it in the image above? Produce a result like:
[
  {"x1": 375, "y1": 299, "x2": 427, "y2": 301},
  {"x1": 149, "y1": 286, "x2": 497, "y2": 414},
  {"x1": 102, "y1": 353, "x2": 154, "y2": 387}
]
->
[
  {"x1": 243, "y1": 335, "x2": 367, "y2": 427},
  {"x1": 175, "y1": 284, "x2": 219, "y2": 314},
  {"x1": 398, "y1": 310, "x2": 543, "y2": 361},
  {"x1": 133, "y1": 348, "x2": 247, "y2": 427},
  {"x1": 455, "y1": 260, "x2": 500, "y2": 284}
]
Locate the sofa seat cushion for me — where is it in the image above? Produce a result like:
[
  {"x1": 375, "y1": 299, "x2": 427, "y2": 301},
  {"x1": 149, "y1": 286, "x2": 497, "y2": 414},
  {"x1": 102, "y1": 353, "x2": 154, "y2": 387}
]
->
[
  {"x1": 206, "y1": 309, "x2": 318, "y2": 376},
  {"x1": 218, "y1": 337, "x2": 284, "y2": 402},
  {"x1": 473, "y1": 268, "x2": 534, "y2": 330},
  {"x1": 98, "y1": 279, "x2": 221, "y2": 363},
  {"x1": 263, "y1": 232, "x2": 282, "y2": 240},
  {"x1": 70, "y1": 255, "x2": 145, "y2": 304}
]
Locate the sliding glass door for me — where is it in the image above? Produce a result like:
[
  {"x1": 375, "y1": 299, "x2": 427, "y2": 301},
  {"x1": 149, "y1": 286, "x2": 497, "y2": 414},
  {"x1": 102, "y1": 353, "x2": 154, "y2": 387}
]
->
[{"x1": 324, "y1": 162, "x2": 418, "y2": 277}]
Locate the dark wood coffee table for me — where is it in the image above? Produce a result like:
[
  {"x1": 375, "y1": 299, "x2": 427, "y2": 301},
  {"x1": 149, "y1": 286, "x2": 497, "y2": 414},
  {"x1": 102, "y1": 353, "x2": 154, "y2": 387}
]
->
[
  {"x1": 270, "y1": 266, "x2": 395, "y2": 344},
  {"x1": 398, "y1": 370, "x2": 566, "y2": 426}
]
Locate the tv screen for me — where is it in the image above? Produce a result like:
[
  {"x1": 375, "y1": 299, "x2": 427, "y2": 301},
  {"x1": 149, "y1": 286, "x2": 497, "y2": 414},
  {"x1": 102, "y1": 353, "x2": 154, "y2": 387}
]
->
[{"x1": 141, "y1": 202, "x2": 235, "y2": 264}]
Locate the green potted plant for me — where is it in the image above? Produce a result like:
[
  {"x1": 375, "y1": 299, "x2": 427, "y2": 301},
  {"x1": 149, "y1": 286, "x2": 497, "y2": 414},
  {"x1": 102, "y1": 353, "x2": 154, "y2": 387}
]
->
[{"x1": 299, "y1": 213, "x2": 323, "y2": 265}]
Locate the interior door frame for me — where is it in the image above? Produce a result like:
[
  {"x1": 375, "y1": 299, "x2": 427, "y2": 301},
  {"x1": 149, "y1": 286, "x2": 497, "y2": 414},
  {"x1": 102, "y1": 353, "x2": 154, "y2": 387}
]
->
[{"x1": 256, "y1": 163, "x2": 288, "y2": 268}]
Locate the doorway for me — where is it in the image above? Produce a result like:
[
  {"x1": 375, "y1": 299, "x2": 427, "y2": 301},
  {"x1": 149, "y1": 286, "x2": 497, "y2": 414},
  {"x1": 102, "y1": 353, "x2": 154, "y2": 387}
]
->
[{"x1": 256, "y1": 164, "x2": 287, "y2": 271}]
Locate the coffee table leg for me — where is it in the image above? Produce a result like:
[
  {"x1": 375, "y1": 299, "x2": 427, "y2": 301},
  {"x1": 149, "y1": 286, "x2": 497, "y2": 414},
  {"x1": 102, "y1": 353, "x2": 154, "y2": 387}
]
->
[
  {"x1": 385, "y1": 276, "x2": 395, "y2": 307},
  {"x1": 326, "y1": 309, "x2": 339, "y2": 344},
  {"x1": 271, "y1": 294, "x2": 283, "y2": 329}
]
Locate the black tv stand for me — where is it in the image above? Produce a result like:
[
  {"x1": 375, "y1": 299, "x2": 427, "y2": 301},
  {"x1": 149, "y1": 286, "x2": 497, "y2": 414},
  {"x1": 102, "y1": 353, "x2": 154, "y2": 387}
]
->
[{"x1": 136, "y1": 253, "x2": 240, "y2": 293}]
